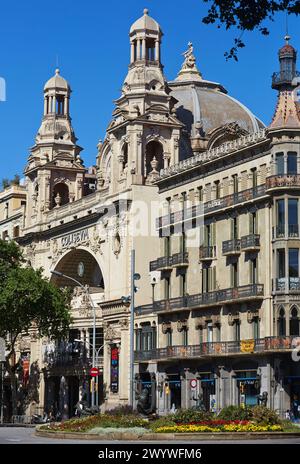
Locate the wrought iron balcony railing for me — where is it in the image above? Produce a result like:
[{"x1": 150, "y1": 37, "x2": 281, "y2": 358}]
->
[
  {"x1": 42, "y1": 341, "x2": 104, "y2": 370},
  {"x1": 266, "y1": 175, "x2": 300, "y2": 191},
  {"x1": 199, "y1": 245, "x2": 216, "y2": 260},
  {"x1": 274, "y1": 277, "x2": 300, "y2": 293},
  {"x1": 222, "y1": 238, "x2": 241, "y2": 255},
  {"x1": 172, "y1": 252, "x2": 189, "y2": 267},
  {"x1": 157, "y1": 185, "x2": 267, "y2": 229},
  {"x1": 240, "y1": 234, "x2": 260, "y2": 251},
  {"x1": 150, "y1": 252, "x2": 189, "y2": 271},
  {"x1": 272, "y1": 70, "x2": 300, "y2": 87},
  {"x1": 288, "y1": 224, "x2": 299, "y2": 237},
  {"x1": 134, "y1": 336, "x2": 299, "y2": 362},
  {"x1": 150, "y1": 256, "x2": 173, "y2": 272},
  {"x1": 136, "y1": 284, "x2": 264, "y2": 315}
]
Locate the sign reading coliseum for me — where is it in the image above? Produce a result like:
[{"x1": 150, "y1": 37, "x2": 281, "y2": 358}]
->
[{"x1": 61, "y1": 228, "x2": 89, "y2": 249}]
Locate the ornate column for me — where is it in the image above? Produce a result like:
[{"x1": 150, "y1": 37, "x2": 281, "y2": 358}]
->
[
  {"x1": 142, "y1": 38, "x2": 146, "y2": 60},
  {"x1": 130, "y1": 41, "x2": 135, "y2": 63}
]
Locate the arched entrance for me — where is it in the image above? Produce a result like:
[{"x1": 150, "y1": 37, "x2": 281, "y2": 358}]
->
[
  {"x1": 46, "y1": 249, "x2": 105, "y2": 418},
  {"x1": 50, "y1": 248, "x2": 104, "y2": 291}
]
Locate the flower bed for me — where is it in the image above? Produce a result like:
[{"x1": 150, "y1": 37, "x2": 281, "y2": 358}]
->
[{"x1": 155, "y1": 423, "x2": 283, "y2": 433}]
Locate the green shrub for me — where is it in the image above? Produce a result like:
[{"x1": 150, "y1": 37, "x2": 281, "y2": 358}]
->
[
  {"x1": 149, "y1": 416, "x2": 176, "y2": 431},
  {"x1": 172, "y1": 408, "x2": 213, "y2": 424},
  {"x1": 217, "y1": 406, "x2": 251, "y2": 421},
  {"x1": 250, "y1": 406, "x2": 281, "y2": 425}
]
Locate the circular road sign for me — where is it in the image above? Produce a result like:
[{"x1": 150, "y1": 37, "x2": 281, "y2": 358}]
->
[
  {"x1": 90, "y1": 367, "x2": 99, "y2": 377},
  {"x1": 190, "y1": 379, "x2": 197, "y2": 389}
]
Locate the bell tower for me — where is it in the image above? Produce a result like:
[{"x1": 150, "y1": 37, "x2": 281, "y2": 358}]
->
[
  {"x1": 24, "y1": 69, "x2": 85, "y2": 230},
  {"x1": 97, "y1": 9, "x2": 183, "y2": 192}
]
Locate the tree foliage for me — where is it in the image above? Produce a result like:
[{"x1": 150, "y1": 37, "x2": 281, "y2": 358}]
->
[
  {"x1": 202, "y1": 1, "x2": 300, "y2": 59},
  {"x1": 0, "y1": 239, "x2": 72, "y2": 415}
]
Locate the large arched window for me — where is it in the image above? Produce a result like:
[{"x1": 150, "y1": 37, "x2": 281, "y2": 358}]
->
[
  {"x1": 278, "y1": 307, "x2": 286, "y2": 336},
  {"x1": 290, "y1": 306, "x2": 300, "y2": 336},
  {"x1": 122, "y1": 143, "x2": 128, "y2": 171},
  {"x1": 52, "y1": 183, "x2": 69, "y2": 208},
  {"x1": 145, "y1": 141, "x2": 164, "y2": 177}
]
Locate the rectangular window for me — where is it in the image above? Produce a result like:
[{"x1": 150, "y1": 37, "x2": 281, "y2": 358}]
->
[
  {"x1": 288, "y1": 199, "x2": 298, "y2": 236},
  {"x1": 277, "y1": 249, "x2": 285, "y2": 278},
  {"x1": 180, "y1": 272, "x2": 186, "y2": 297},
  {"x1": 234, "y1": 321, "x2": 240, "y2": 341},
  {"x1": 180, "y1": 232, "x2": 186, "y2": 253},
  {"x1": 89, "y1": 328, "x2": 104, "y2": 356},
  {"x1": 277, "y1": 199, "x2": 285, "y2": 236},
  {"x1": 231, "y1": 217, "x2": 238, "y2": 239},
  {"x1": 231, "y1": 262, "x2": 238, "y2": 287},
  {"x1": 289, "y1": 248, "x2": 299, "y2": 277},
  {"x1": 164, "y1": 276, "x2": 171, "y2": 299},
  {"x1": 232, "y1": 174, "x2": 238, "y2": 194},
  {"x1": 250, "y1": 258, "x2": 257, "y2": 284},
  {"x1": 251, "y1": 168, "x2": 257, "y2": 188},
  {"x1": 207, "y1": 324, "x2": 213, "y2": 343},
  {"x1": 164, "y1": 236, "x2": 171, "y2": 257},
  {"x1": 204, "y1": 224, "x2": 211, "y2": 247},
  {"x1": 167, "y1": 330, "x2": 172, "y2": 347},
  {"x1": 253, "y1": 318, "x2": 260, "y2": 339},
  {"x1": 287, "y1": 152, "x2": 297, "y2": 174},
  {"x1": 249, "y1": 212, "x2": 257, "y2": 234},
  {"x1": 202, "y1": 267, "x2": 209, "y2": 293},
  {"x1": 276, "y1": 152, "x2": 284, "y2": 175},
  {"x1": 216, "y1": 325, "x2": 221, "y2": 342},
  {"x1": 183, "y1": 328, "x2": 188, "y2": 346}
]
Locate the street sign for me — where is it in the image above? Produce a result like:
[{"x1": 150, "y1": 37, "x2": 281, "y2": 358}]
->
[
  {"x1": 90, "y1": 367, "x2": 99, "y2": 377},
  {"x1": 0, "y1": 338, "x2": 5, "y2": 363},
  {"x1": 190, "y1": 379, "x2": 197, "y2": 389}
]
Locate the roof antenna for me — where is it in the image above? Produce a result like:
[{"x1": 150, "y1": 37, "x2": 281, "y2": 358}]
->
[{"x1": 285, "y1": 11, "x2": 291, "y2": 44}]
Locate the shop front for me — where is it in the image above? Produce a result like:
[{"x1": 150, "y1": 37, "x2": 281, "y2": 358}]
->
[{"x1": 236, "y1": 370, "x2": 260, "y2": 407}]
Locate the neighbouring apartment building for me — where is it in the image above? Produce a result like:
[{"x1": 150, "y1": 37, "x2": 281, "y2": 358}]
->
[{"x1": 1, "y1": 9, "x2": 300, "y2": 419}]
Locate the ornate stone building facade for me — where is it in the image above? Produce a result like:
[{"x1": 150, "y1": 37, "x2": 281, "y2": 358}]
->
[{"x1": 2, "y1": 10, "x2": 300, "y2": 418}]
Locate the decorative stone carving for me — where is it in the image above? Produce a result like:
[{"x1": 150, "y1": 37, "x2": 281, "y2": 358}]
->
[
  {"x1": 177, "y1": 320, "x2": 188, "y2": 332},
  {"x1": 105, "y1": 325, "x2": 121, "y2": 341},
  {"x1": 162, "y1": 322, "x2": 171, "y2": 334}
]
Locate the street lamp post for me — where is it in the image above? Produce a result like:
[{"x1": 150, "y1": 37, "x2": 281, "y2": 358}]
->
[
  {"x1": 122, "y1": 250, "x2": 140, "y2": 408},
  {"x1": 74, "y1": 339, "x2": 105, "y2": 408},
  {"x1": 50, "y1": 270, "x2": 97, "y2": 407}
]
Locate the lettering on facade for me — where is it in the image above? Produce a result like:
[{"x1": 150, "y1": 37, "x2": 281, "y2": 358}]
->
[{"x1": 61, "y1": 228, "x2": 89, "y2": 249}]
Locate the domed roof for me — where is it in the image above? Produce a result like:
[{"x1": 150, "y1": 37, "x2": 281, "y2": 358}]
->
[
  {"x1": 130, "y1": 8, "x2": 161, "y2": 35},
  {"x1": 169, "y1": 78, "x2": 264, "y2": 137},
  {"x1": 44, "y1": 68, "x2": 70, "y2": 91}
]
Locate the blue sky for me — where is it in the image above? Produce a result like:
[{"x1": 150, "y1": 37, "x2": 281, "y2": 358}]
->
[{"x1": 0, "y1": 0, "x2": 299, "y2": 180}]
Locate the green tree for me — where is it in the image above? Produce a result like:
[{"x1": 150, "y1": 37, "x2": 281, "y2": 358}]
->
[
  {"x1": 0, "y1": 239, "x2": 72, "y2": 416},
  {"x1": 202, "y1": 1, "x2": 300, "y2": 59}
]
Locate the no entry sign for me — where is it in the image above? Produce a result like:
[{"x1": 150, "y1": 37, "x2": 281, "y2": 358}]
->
[{"x1": 90, "y1": 367, "x2": 99, "y2": 377}]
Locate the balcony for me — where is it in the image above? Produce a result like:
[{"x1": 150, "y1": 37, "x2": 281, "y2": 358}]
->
[
  {"x1": 274, "y1": 277, "x2": 300, "y2": 293},
  {"x1": 150, "y1": 256, "x2": 173, "y2": 272},
  {"x1": 150, "y1": 252, "x2": 189, "y2": 271},
  {"x1": 272, "y1": 70, "x2": 300, "y2": 88},
  {"x1": 199, "y1": 245, "x2": 216, "y2": 261},
  {"x1": 156, "y1": 185, "x2": 267, "y2": 229},
  {"x1": 266, "y1": 175, "x2": 300, "y2": 192},
  {"x1": 134, "y1": 336, "x2": 298, "y2": 362},
  {"x1": 43, "y1": 341, "x2": 93, "y2": 374},
  {"x1": 222, "y1": 239, "x2": 241, "y2": 256},
  {"x1": 240, "y1": 234, "x2": 260, "y2": 252},
  {"x1": 172, "y1": 252, "x2": 189, "y2": 268},
  {"x1": 136, "y1": 284, "x2": 264, "y2": 315}
]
